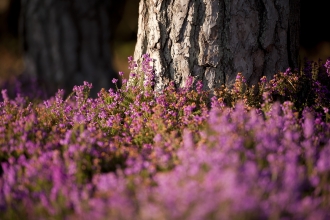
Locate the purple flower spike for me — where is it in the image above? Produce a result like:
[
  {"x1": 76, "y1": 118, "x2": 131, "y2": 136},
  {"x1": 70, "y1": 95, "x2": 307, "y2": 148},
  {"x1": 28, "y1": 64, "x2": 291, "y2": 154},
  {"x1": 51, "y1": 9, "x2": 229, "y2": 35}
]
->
[
  {"x1": 284, "y1": 67, "x2": 291, "y2": 76},
  {"x1": 112, "y1": 78, "x2": 118, "y2": 84},
  {"x1": 1, "y1": 89, "x2": 9, "y2": 102},
  {"x1": 83, "y1": 81, "x2": 93, "y2": 89},
  {"x1": 260, "y1": 76, "x2": 267, "y2": 84},
  {"x1": 324, "y1": 58, "x2": 330, "y2": 77}
]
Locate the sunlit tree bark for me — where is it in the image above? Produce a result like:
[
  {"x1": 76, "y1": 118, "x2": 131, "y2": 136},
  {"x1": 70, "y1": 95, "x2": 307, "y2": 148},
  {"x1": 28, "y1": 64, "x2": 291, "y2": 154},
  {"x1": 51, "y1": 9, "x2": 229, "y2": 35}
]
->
[{"x1": 134, "y1": 0, "x2": 300, "y2": 91}]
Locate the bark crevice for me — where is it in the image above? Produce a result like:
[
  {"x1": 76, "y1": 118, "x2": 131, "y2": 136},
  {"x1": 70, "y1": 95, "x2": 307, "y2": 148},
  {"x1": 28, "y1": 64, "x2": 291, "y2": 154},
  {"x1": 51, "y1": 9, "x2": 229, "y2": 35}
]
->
[{"x1": 135, "y1": 0, "x2": 300, "y2": 91}]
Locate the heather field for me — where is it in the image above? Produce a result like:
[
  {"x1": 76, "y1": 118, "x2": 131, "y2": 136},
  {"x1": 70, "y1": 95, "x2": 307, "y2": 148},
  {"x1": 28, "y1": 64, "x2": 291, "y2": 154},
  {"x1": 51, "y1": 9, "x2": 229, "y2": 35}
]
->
[{"x1": 1, "y1": 54, "x2": 330, "y2": 219}]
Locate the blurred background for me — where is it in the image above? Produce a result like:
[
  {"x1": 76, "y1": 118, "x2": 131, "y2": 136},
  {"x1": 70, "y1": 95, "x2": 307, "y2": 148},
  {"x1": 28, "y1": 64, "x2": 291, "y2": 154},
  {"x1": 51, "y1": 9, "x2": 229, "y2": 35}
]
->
[
  {"x1": 0, "y1": 0, "x2": 330, "y2": 96},
  {"x1": 0, "y1": 0, "x2": 138, "y2": 97},
  {"x1": 300, "y1": 0, "x2": 330, "y2": 63}
]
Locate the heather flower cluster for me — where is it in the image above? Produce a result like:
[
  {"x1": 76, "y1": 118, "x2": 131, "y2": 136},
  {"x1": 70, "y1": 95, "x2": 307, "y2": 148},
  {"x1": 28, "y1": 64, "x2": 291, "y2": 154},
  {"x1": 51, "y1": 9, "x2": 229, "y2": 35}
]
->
[{"x1": 1, "y1": 54, "x2": 330, "y2": 219}]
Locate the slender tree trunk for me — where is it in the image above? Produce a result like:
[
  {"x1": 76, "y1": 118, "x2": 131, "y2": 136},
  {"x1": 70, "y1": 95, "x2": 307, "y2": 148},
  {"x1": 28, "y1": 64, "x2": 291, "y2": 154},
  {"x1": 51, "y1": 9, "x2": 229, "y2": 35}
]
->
[
  {"x1": 134, "y1": 0, "x2": 300, "y2": 91},
  {"x1": 20, "y1": 0, "x2": 126, "y2": 96}
]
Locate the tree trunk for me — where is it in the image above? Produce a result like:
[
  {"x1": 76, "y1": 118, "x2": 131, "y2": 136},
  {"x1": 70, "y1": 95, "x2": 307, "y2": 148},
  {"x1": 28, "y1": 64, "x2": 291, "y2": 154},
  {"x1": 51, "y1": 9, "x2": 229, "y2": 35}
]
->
[
  {"x1": 134, "y1": 0, "x2": 300, "y2": 91},
  {"x1": 20, "y1": 0, "x2": 126, "y2": 97}
]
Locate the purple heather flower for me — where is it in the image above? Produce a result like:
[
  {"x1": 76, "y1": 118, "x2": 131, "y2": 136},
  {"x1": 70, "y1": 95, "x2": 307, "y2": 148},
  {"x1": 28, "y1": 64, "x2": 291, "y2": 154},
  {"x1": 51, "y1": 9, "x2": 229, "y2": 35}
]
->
[
  {"x1": 112, "y1": 78, "x2": 118, "y2": 84},
  {"x1": 185, "y1": 76, "x2": 194, "y2": 89},
  {"x1": 1, "y1": 89, "x2": 9, "y2": 102},
  {"x1": 153, "y1": 134, "x2": 162, "y2": 143},
  {"x1": 316, "y1": 142, "x2": 330, "y2": 172},
  {"x1": 182, "y1": 129, "x2": 194, "y2": 150},
  {"x1": 284, "y1": 67, "x2": 291, "y2": 76},
  {"x1": 196, "y1": 80, "x2": 203, "y2": 93},
  {"x1": 1, "y1": 58, "x2": 330, "y2": 219},
  {"x1": 324, "y1": 58, "x2": 330, "y2": 76},
  {"x1": 303, "y1": 112, "x2": 314, "y2": 139},
  {"x1": 260, "y1": 76, "x2": 267, "y2": 84},
  {"x1": 83, "y1": 81, "x2": 93, "y2": 89}
]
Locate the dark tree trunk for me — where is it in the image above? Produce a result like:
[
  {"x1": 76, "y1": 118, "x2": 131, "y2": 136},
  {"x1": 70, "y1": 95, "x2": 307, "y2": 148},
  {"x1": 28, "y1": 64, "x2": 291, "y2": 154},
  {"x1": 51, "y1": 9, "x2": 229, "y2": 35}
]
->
[
  {"x1": 20, "y1": 0, "x2": 126, "y2": 97},
  {"x1": 134, "y1": 0, "x2": 300, "y2": 91}
]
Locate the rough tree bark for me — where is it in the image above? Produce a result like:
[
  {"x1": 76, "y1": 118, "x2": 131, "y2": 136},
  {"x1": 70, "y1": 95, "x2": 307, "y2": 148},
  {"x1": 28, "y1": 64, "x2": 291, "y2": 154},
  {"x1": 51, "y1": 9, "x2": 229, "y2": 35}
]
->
[
  {"x1": 20, "y1": 0, "x2": 126, "y2": 96},
  {"x1": 134, "y1": 0, "x2": 300, "y2": 91}
]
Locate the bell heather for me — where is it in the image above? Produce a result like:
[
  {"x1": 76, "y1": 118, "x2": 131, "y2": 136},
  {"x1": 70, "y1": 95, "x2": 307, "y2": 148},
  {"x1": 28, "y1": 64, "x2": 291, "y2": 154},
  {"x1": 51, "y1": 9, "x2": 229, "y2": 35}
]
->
[{"x1": 1, "y1": 55, "x2": 330, "y2": 219}]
